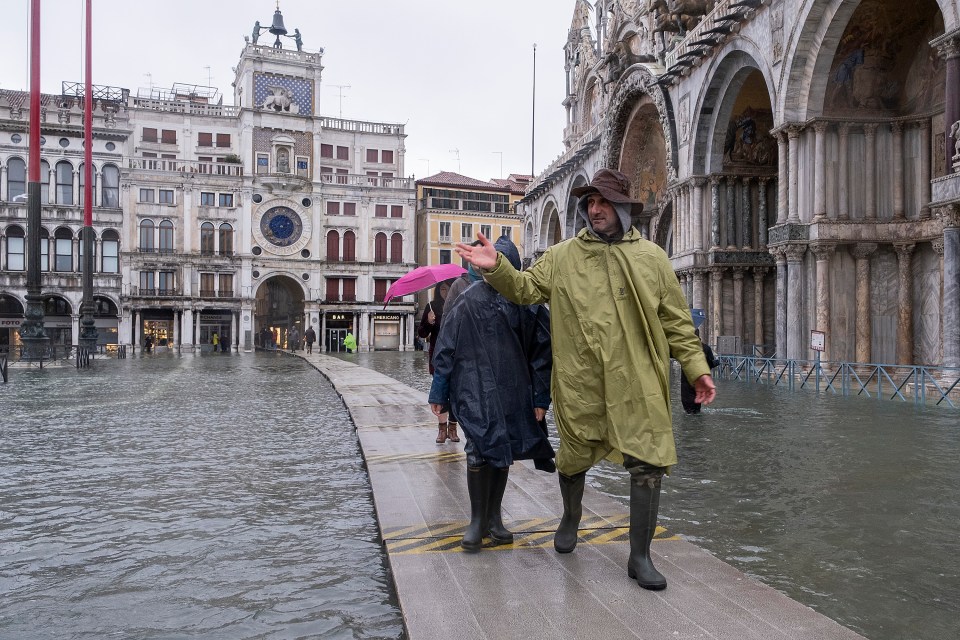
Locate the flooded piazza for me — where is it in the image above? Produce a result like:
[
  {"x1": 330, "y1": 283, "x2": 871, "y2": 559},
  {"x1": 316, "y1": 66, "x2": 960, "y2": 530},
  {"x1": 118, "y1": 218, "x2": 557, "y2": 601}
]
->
[{"x1": 1, "y1": 350, "x2": 958, "y2": 640}]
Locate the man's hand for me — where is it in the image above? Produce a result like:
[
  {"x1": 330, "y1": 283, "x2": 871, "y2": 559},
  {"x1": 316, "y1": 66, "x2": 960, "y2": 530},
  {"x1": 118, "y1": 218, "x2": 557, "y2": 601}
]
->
[
  {"x1": 534, "y1": 407, "x2": 546, "y2": 422},
  {"x1": 694, "y1": 374, "x2": 716, "y2": 405},
  {"x1": 455, "y1": 232, "x2": 498, "y2": 269},
  {"x1": 430, "y1": 403, "x2": 445, "y2": 417}
]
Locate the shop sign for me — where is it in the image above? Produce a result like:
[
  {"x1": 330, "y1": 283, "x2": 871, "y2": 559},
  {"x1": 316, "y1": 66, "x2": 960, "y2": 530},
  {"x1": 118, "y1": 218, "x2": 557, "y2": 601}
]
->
[
  {"x1": 375, "y1": 315, "x2": 401, "y2": 321},
  {"x1": 0, "y1": 318, "x2": 23, "y2": 328},
  {"x1": 328, "y1": 313, "x2": 349, "y2": 321},
  {"x1": 199, "y1": 313, "x2": 231, "y2": 322}
]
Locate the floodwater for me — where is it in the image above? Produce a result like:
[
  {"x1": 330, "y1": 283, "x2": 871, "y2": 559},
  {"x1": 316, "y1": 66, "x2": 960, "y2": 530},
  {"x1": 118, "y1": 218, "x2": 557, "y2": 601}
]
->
[
  {"x1": 0, "y1": 352, "x2": 403, "y2": 639},
  {"x1": 347, "y1": 350, "x2": 960, "y2": 640}
]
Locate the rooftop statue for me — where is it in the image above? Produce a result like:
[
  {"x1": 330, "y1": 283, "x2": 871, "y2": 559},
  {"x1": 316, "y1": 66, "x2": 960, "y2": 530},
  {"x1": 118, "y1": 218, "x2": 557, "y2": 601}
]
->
[{"x1": 252, "y1": 20, "x2": 264, "y2": 45}]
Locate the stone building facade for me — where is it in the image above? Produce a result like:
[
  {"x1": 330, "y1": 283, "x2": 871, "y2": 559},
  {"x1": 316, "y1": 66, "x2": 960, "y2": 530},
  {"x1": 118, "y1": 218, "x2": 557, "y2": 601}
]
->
[
  {"x1": 518, "y1": 0, "x2": 960, "y2": 368},
  {"x1": 0, "y1": 13, "x2": 417, "y2": 354}
]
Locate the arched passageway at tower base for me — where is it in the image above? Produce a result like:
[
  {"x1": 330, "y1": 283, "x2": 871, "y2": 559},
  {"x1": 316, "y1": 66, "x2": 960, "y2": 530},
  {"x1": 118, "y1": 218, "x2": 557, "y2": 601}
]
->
[{"x1": 255, "y1": 275, "x2": 306, "y2": 350}]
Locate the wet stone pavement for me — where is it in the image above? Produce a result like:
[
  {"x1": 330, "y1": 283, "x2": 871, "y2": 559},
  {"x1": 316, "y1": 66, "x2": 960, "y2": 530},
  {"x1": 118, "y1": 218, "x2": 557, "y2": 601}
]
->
[{"x1": 344, "y1": 350, "x2": 960, "y2": 640}]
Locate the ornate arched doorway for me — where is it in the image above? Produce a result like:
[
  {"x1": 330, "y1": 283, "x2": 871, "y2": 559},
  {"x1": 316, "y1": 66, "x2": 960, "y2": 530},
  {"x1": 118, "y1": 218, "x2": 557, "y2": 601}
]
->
[{"x1": 254, "y1": 275, "x2": 306, "y2": 349}]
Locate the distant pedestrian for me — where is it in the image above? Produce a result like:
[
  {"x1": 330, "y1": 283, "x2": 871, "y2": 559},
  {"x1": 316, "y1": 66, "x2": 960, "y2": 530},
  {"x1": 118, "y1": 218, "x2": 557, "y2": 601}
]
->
[
  {"x1": 681, "y1": 329, "x2": 718, "y2": 414},
  {"x1": 343, "y1": 331, "x2": 357, "y2": 353},
  {"x1": 212, "y1": 332, "x2": 219, "y2": 352},
  {"x1": 289, "y1": 326, "x2": 300, "y2": 352},
  {"x1": 305, "y1": 325, "x2": 316, "y2": 354},
  {"x1": 419, "y1": 281, "x2": 459, "y2": 444}
]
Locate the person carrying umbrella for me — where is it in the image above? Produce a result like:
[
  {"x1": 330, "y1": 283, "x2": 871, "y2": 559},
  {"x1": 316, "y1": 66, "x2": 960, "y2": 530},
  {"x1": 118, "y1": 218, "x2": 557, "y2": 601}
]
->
[{"x1": 418, "y1": 281, "x2": 460, "y2": 443}]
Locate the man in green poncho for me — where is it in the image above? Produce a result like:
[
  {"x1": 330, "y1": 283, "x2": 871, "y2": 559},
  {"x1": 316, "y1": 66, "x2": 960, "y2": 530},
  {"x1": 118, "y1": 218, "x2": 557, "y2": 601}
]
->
[
  {"x1": 456, "y1": 168, "x2": 716, "y2": 590},
  {"x1": 342, "y1": 332, "x2": 357, "y2": 353}
]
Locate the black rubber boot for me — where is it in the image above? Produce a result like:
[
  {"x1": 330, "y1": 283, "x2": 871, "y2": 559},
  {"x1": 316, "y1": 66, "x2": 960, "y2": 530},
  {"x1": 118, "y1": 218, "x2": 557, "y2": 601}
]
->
[
  {"x1": 462, "y1": 465, "x2": 490, "y2": 552},
  {"x1": 554, "y1": 471, "x2": 586, "y2": 553},
  {"x1": 486, "y1": 466, "x2": 513, "y2": 545},
  {"x1": 627, "y1": 473, "x2": 667, "y2": 590}
]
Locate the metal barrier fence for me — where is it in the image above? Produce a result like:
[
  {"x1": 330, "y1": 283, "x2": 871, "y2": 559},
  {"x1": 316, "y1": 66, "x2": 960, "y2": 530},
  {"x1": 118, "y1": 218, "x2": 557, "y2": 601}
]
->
[
  {"x1": 1, "y1": 354, "x2": 7, "y2": 383},
  {"x1": 714, "y1": 355, "x2": 960, "y2": 409}
]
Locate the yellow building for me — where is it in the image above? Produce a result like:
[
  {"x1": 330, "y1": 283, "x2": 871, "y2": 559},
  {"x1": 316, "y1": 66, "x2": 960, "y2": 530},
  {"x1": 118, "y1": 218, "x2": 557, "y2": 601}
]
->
[{"x1": 415, "y1": 172, "x2": 529, "y2": 275}]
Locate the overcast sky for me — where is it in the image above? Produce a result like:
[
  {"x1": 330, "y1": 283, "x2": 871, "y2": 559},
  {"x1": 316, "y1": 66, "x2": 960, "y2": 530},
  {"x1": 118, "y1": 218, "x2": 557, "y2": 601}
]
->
[{"x1": 0, "y1": 0, "x2": 576, "y2": 183}]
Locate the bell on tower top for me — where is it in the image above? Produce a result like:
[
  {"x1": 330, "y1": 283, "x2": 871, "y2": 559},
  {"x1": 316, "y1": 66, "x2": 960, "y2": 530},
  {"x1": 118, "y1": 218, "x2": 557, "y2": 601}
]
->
[{"x1": 250, "y1": 3, "x2": 304, "y2": 51}]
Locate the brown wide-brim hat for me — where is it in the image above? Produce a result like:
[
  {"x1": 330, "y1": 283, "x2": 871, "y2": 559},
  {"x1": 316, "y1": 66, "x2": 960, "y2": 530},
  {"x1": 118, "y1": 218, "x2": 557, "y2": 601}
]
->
[{"x1": 571, "y1": 168, "x2": 645, "y2": 216}]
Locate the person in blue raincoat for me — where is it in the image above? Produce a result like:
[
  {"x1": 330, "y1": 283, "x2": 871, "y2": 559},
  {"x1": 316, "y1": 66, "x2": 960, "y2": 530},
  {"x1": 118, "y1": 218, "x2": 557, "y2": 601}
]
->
[{"x1": 429, "y1": 236, "x2": 555, "y2": 552}]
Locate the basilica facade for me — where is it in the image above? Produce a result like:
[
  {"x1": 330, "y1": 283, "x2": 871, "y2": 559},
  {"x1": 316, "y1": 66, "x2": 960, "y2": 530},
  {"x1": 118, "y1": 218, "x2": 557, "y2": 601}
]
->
[
  {"x1": 519, "y1": 0, "x2": 960, "y2": 368},
  {"x1": 0, "y1": 12, "x2": 417, "y2": 353}
]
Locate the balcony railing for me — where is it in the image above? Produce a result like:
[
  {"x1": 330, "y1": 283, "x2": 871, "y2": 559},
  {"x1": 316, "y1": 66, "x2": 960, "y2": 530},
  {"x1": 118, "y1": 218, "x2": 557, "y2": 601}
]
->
[
  {"x1": 127, "y1": 157, "x2": 243, "y2": 176},
  {"x1": 138, "y1": 247, "x2": 176, "y2": 254},
  {"x1": 419, "y1": 197, "x2": 511, "y2": 213},
  {"x1": 132, "y1": 287, "x2": 181, "y2": 297},
  {"x1": 319, "y1": 117, "x2": 403, "y2": 135},
  {"x1": 199, "y1": 289, "x2": 216, "y2": 298},
  {"x1": 131, "y1": 97, "x2": 239, "y2": 117},
  {"x1": 320, "y1": 173, "x2": 412, "y2": 189}
]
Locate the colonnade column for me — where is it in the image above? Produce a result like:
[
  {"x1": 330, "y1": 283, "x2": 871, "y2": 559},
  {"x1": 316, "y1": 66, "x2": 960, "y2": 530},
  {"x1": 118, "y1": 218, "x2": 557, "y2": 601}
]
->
[
  {"x1": 732, "y1": 268, "x2": 745, "y2": 342},
  {"x1": 811, "y1": 243, "x2": 835, "y2": 361},
  {"x1": 741, "y1": 177, "x2": 753, "y2": 248},
  {"x1": 813, "y1": 122, "x2": 828, "y2": 221},
  {"x1": 863, "y1": 123, "x2": 879, "y2": 219},
  {"x1": 670, "y1": 188, "x2": 680, "y2": 252},
  {"x1": 753, "y1": 268, "x2": 767, "y2": 350},
  {"x1": 787, "y1": 127, "x2": 801, "y2": 223},
  {"x1": 692, "y1": 178, "x2": 706, "y2": 251},
  {"x1": 183, "y1": 308, "x2": 194, "y2": 348},
  {"x1": 710, "y1": 176, "x2": 721, "y2": 248},
  {"x1": 892, "y1": 121, "x2": 905, "y2": 220},
  {"x1": 894, "y1": 243, "x2": 915, "y2": 365},
  {"x1": 320, "y1": 313, "x2": 327, "y2": 352},
  {"x1": 685, "y1": 185, "x2": 693, "y2": 252},
  {"x1": 692, "y1": 269, "x2": 706, "y2": 313},
  {"x1": 850, "y1": 243, "x2": 877, "y2": 364},
  {"x1": 231, "y1": 312, "x2": 239, "y2": 351},
  {"x1": 776, "y1": 131, "x2": 788, "y2": 224},
  {"x1": 173, "y1": 311, "x2": 180, "y2": 349},
  {"x1": 71, "y1": 314, "x2": 80, "y2": 348},
  {"x1": 725, "y1": 177, "x2": 736, "y2": 249},
  {"x1": 710, "y1": 268, "x2": 723, "y2": 344},
  {"x1": 785, "y1": 244, "x2": 807, "y2": 359},
  {"x1": 939, "y1": 207, "x2": 960, "y2": 367},
  {"x1": 773, "y1": 247, "x2": 787, "y2": 359},
  {"x1": 918, "y1": 119, "x2": 932, "y2": 219},
  {"x1": 757, "y1": 177, "x2": 769, "y2": 248},
  {"x1": 838, "y1": 124, "x2": 850, "y2": 220}
]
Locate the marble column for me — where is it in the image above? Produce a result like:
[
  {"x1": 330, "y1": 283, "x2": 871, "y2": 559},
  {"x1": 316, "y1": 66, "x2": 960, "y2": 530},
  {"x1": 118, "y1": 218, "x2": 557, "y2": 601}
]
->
[
  {"x1": 754, "y1": 268, "x2": 767, "y2": 349},
  {"x1": 932, "y1": 238, "x2": 945, "y2": 363},
  {"x1": 710, "y1": 268, "x2": 724, "y2": 343},
  {"x1": 811, "y1": 243, "x2": 835, "y2": 361},
  {"x1": 183, "y1": 308, "x2": 194, "y2": 347},
  {"x1": 787, "y1": 126, "x2": 801, "y2": 223},
  {"x1": 863, "y1": 123, "x2": 879, "y2": 219},
  {"x1": 710, "y1": 176, "x2": 721, "y2": 248},
  {"x1": 757, "y1": 177, "x2": 770, "y2": 248},
  {"x1": 726, "y1": 177, "x2": 737, "y2": 249},
  {"x1": 773, "y1": 247, "x2": 788, "y2": 359},
  {"x1": 813, "y1": 122, "x2": 828, "y2": 221},
  {"x1": 838, "y1": 124, "x2": 850, "y2": 220},
  {"x1": 741, "y1": 177, "x2": 753, "y2": 248},
  {"x1": 934, "y1": 31, "x2": 960, "y2": 172},
  {"x1": 733, "y1": 268, "x2": 745, "y2": 340},
  {"x1": 693, "y1": 269, "x2": 707, "y2": 313},
  {"x1": 892, "y1": 121, "x2": 905, "y2": 220},
  {"x1": 670, "y1": 188, "x2": 680, "y2": 253},
  {"x1": 776, "y1": 130, "x2": 788, "y2": 224},
  {"x1": 918, "y1": 120, "x2": 932, "y2": 219},
  {"x1": 71, "y1": 314, "x2": 80, "y2": 348},
  {"x1": 850, "y1": 243, "x2": 877, "y2": 364},
  {"x1": 785, "y1": 244, "x2": 807, "y2": 359},
  {"x1": 894, "y1": 243, "x2": 916, "y2": 365},
  {"x1": 692, "y1": 178, "x2": 706, "y2": 251},
  {"x1": 939, "y1": 206, "x2": 960, "y2": 367}
]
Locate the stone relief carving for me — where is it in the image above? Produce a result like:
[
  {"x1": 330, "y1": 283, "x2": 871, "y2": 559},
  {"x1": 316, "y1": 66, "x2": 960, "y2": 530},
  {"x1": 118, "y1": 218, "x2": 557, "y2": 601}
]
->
[
  {"x1": 601, "y1": 66, "x2": 677, "y2": 185},
  {"x1": 262, "y1": 86, "x2": 299, "y2": 113}
]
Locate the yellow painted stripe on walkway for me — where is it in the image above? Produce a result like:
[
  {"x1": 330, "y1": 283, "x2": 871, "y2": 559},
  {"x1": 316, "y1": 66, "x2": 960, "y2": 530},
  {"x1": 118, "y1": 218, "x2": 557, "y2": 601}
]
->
[{"x1": 366, "y1": 451, "x2": 466, "y2": 465}]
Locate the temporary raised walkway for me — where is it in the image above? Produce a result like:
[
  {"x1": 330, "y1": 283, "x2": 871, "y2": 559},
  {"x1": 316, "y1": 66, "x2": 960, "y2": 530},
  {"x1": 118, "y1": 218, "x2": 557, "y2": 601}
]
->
[{"x1": 293, "y1": 351, "x2": 866, "y2": 640}]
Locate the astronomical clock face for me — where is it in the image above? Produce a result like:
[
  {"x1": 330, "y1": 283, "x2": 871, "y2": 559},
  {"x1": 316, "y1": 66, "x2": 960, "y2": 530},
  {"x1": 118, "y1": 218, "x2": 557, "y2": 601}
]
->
[{"x1": 253, "y1": 202, "x2": 312, "y2": 256}]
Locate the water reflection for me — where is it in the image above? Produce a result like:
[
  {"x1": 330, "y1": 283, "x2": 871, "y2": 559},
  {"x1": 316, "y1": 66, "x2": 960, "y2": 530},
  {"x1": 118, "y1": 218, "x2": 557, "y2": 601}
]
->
[
  {"x1": 0, "y1": 353, "x2": 403, "y2": 639},
  {"x1": 348, "y1": 351, "x2": 960, "y2": 640}
]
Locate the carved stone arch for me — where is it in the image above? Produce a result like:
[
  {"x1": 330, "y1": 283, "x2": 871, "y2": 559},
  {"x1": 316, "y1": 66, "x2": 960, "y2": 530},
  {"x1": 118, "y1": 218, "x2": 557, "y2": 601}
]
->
[
  {"x1": 653, "y1": 200, "x2": 674, "y2": 257},
  {"x1": 601, "y1": 65, "x2": 678, "y2": 185},
  {"x1": 690, "y1": 46, "x2": 776, "y2": 175},
  {"x1": 780, "y1": 0, "x2": 954, "y2": 121},
  {"x1": 539, "y1": 199, "x2": 563, "y2": 248}
]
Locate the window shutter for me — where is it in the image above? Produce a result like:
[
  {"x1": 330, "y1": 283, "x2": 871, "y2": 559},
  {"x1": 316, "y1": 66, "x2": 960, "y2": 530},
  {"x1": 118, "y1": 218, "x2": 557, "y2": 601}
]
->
[
  {"x1": 336, "y1": 146, "x2": 349, "y2": 160},
  {"x1": 391, "y1": 205, "x2": 403, "y2": 218},
  {"x1": 375, "y1": 204, "x2": 387, "y2": 218},
  {"x1": 325, "y1": 278, "x2": 340, "y2": 301},
  {"x1": 343, "y1": 278, "x2": 356, "y2": 302},
  {"x1": 198, "y1": 132, "x2": 212, "y2": 146},
  {"x1": 321, "y1": 143, "x2": 333, "y2": 158},
  {"x1": 216, "y1": 133, "x2": 231, "y2": 148},
  {"x1": 366, "y1": 148, "x2": 379, "y2": 163},
  {"x1": 381, "y1": 150, "x2": 394, "y2": 164},
  {"x1": 161, "y1": 129, "x2": 177, "y2": 144}
]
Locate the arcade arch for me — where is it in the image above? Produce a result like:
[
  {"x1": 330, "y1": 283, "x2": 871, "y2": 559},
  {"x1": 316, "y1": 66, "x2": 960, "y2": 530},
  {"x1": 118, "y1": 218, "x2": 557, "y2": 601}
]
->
[{"x1": 254, "y1": 275, "x2": 306, "y2": 349}]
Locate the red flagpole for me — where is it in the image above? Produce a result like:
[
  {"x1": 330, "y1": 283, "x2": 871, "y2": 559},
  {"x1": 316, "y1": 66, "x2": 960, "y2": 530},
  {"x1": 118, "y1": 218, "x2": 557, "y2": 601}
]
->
[
  {"x1": 28, "y1": 0, "x2": 41, "y2": 183},
  {"x1": 83, "y1": 0, "x2": 93, "y2": 226}
]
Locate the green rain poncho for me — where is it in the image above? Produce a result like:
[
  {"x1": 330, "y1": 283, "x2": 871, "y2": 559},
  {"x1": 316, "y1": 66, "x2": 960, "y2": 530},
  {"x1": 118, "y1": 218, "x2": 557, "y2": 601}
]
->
[{"x1": 483, "y1": 226, "x2": 710, "y2": 474}]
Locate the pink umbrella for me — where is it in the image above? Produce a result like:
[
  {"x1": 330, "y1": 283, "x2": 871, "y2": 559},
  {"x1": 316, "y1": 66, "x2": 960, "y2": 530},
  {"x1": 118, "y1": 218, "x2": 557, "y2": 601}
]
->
[{"x1": 384, "y1": 263, "x2": 466, "y2": 305}]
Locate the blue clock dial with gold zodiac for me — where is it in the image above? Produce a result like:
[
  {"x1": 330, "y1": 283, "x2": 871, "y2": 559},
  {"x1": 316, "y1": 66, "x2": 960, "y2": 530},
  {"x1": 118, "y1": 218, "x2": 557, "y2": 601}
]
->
[{"x1": 260, "y1": 206, "x2": 303, "y2": 247}]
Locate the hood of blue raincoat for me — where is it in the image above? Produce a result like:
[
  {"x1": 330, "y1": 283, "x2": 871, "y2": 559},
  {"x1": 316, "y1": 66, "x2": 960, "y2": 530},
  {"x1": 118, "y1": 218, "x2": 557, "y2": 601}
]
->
[{"x1": 495, "y1": 235, "x2": 522, "y2": 270}]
